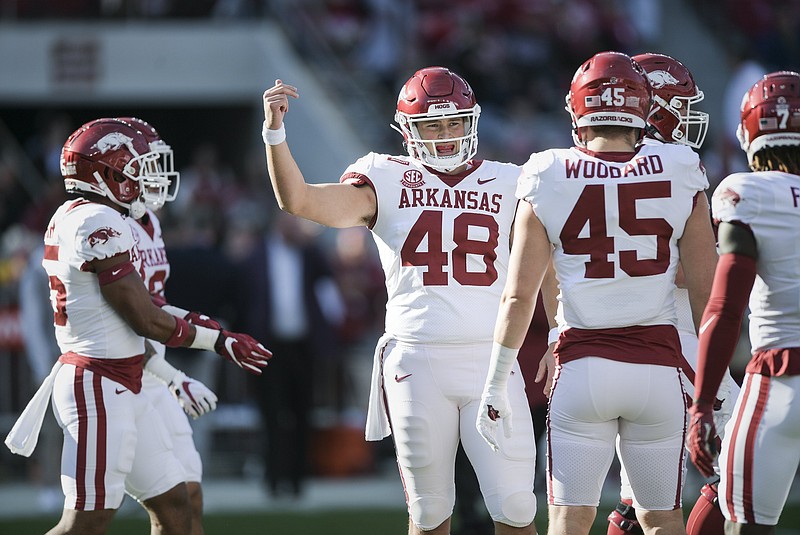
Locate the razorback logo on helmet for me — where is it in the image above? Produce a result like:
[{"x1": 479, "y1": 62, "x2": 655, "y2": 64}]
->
[
  {"x1": 87, "y1": 226, "x2": 122, "y2": 247},
  {"x1": 94, "y1": 132, "x2": 134, "y2": 155},
  {"x1": 716, "y1": 188, "x2": 742, "y2": 207},
  {"x1": 401, "y1": 169, "x2": 426, "y2": 188},
  {"x1": 647, "y1": 70, "x2": 680, "y2": 89}
]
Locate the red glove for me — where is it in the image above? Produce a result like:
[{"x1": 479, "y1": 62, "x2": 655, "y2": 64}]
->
[
  {"x1": 214, "y1": 330, "x2": 272, "y2": 375},
  {"x1": 687, "y1": 401, "x2": 718, "y2": 478},
  {"x1": 184, "y1": 311, "x2": 222, "y2": 330}
]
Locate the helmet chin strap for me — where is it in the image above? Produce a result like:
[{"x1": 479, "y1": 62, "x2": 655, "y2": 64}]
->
[
  {"x1": 93, "y1": 170, "x2": 146, "y2": 218},
  {"x1": 128, "y1": 199, "x2": 146, "y2": 219}
]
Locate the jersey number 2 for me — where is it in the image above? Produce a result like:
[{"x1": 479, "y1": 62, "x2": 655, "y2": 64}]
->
[{"x1": 401, "y1": 210, "x2": 499, "y2": 286}]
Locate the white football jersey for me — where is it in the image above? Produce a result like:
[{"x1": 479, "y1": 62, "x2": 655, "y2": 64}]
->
[
  {"x1": 711, "y1": 171, "x2": 800, "y2": 351},
  {"x1": 43, "y1": 199, "x2": 144, "y2": 359},
  {"x1": 129, "y1": 209, "x2": 170, "y2": 360},
  {"x1": 341, "y1": 154, "x2": 520, "y2": 343},
  {"x1": 518, "y1": 143, "x2": 708, "y2": 330}
]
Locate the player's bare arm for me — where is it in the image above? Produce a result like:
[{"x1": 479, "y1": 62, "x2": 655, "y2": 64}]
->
[
  {"x1": 494, "y1": 202, "x2": 553, "y2": 350},
  {"x1": 262, "y1": 79, "x2": 376, "y2": 228},
  {"x1": 677, "y1": 192, "x2": 718, "y2": 331},
  {"x1": 95, "y1": 253, "x2": 199, "y2": 344}
]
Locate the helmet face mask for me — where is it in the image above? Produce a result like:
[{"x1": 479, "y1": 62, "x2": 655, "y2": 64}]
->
[
  {"x1": 633, "y1": 53, "x2": 709, "y2": 149},
  {"x1": 61, "y1": 118, "x2": 172, "y2": 218},
  {"x1": 737, "y1": 71, "x2": 800, "y2": 166},
  {"x1": 565, "y1": 51, "x2": 653, "y2": 146},
  {"x1": 116, "y1": 117, "x2": 180, "y2": 211},
  {"x1": 394, "y1": 67, "x2": 480, "y2": 172}
]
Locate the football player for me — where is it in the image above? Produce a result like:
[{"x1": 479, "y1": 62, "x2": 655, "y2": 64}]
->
[
  {"x1": 262, "y1": 67, "x2": 538, "y2": 535},
  {"x1": 688, "y1": 71, "x2": 800, "y2": 535},
  {"x1": 6, "y1": 118, "x2": 271, "y2": 535},
  {"x1": 605, "y1": 53, "x2": 740, "y2": 535},
  {"x1": 477, "y1": 51, "x2": 717, "y2": 535},
  {"x1": 118, "y1": 116, "x2": 221, "y2": 535}
]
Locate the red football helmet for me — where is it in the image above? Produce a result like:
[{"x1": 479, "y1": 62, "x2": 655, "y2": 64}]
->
[
  {"x1": 60, "y1": 118, "x2": 165, "y2": 219},
  {"x1": 737, "y1": 71, "x2": 800, "y2": 165},
  {"x1": 117, "y1": 116, "x2": 180, "y2": 210},
  {"x1": 633, "y1": 53, "x2": 709, "y2": 148},
  {"x1": 393, "y1": 66, "x2": 480, "y2": 171},
  {"x1": 565, "y1": 51, "x2": 652, "y2": 145}
]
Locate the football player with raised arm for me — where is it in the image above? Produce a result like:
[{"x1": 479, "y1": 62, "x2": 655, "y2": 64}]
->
[
  {"x1": 605, "y1": 53, "x2": 740, "y2": 535},
  {"x1": 476, "y1": 51, "x2": 718, "y2": 535},
  {"x1": 687, "y1": 71, "x2": 800, "y2": 535},
  {"x1": 262, "y1": 67, "x2": 538, "y2": 535},
  {"x1": 5, "y1": 118, "x2": 271, "y2": 535}
]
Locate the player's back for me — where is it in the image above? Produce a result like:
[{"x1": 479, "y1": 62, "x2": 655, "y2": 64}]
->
[
  {"x1": 43, "y1": 199, "x2": 144, "y2": 359},
  {"x1": 712, "y1": 170, "x2": 800, "y2": 351},
  {"x1": 519, "y1": 142, "x2": 708, "y2": 331},
  {"x1": 341, "y1": 153, "x2": 520, "y2": 344}
]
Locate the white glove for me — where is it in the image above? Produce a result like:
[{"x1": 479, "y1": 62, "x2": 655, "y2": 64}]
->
[
  {"x1": 146, "y1": 353, "x2": 218, "y2": 419},
  {"x1": 168, "y1": 371, "x2": 218, "y2": 420},
  {"x1": 476, "y1": 342, "x2": 519, "y2": 452},
  {"x1": 476, "y1": 383, "x2": 513, "y2": 452}
]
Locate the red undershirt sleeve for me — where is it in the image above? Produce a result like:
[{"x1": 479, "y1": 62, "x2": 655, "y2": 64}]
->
[{"x1": 694, "y1": 253, "x2": 757, "y2": 404}]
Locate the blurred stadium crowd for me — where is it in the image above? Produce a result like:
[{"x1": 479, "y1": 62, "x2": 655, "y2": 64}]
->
[{"x1": 0, "y1": 0, "x2": 797, "y2": 492}]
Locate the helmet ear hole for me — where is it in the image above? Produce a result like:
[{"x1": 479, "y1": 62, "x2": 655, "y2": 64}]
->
[{"x1": 109, "y1": 169, "x2": 125, "y2": 184}]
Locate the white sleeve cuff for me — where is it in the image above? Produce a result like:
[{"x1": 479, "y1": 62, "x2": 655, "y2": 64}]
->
[
  {"x1": 190, "y1": 325, "x2": 219, "y2": 351},
  {"x1": 145, "y1": 353, "x2": 180, "y2": 385},
  {"x1": 547, "y1": 327, "x2": 559, "y2": 345},
  {"x1": 161, "y1": 304, "x2": 190, "y2": 318},
  {"x1": 486, "y1": 342, "x2": 519, "y2": 388}
]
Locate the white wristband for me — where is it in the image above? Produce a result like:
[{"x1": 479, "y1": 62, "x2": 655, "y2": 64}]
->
[
  {"x1": 190, "y1": 325, "x2": 220, "y2": 351},
  {"x1": 161, "y1": 304, "x2": 190, "y2": 319},
  {"x1": 145, "y1": 353, "x2": 181, "y2": 385},
  {"x1": 547, "y1": 327, "x2": 559, "y2": 345},
  {"x1": 486, "y1": 342, "x2": 519, "y2": 389},
  {"x1": 262, "y1": 121, "x2": 286, "y2": 145}
]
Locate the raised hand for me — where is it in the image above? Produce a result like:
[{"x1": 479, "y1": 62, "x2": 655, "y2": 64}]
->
[
  {"x1": 214, "y1": 330, "x2": 272, "y2": 375},
  {"x1": 168, "y1": 371, "x2": 218, "y2": 419},
  {"x1": 262, "y1": 79, "x2": 299, "y2": 130}
]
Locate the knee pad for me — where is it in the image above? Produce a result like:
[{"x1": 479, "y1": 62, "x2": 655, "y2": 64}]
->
[
  {"x1": 607, "y1": 499, "x2": 644, "y2": 535},
  {"x1": 488, "y1": 491, "x2": 536, "y2": 528},
  {"x1": 409, "y1": 496, "x2": 452, "y2": 531},
  {"x1": 686, "y1": 482, "x2": 725, "y2": 535}
]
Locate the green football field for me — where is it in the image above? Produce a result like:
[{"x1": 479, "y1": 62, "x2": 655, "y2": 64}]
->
[{"x1": 2, "y1": 504, "x2": 799, "y2": 534}]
